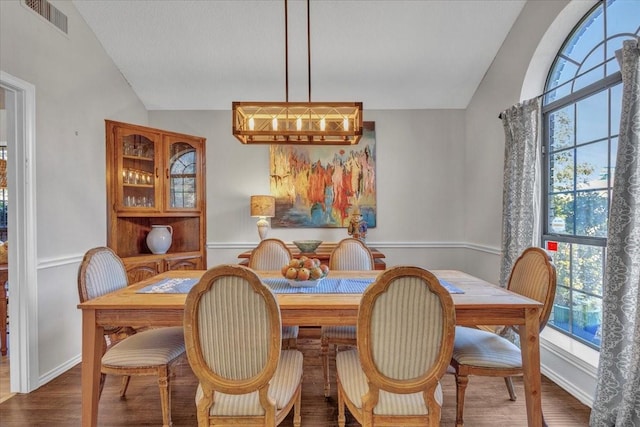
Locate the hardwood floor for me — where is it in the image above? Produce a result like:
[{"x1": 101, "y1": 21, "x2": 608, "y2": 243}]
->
[
  {"x1": 0, "y1": 329, "x2": 591, "y2": 426},
  {"x1": 0, "y1": 353, "x2": 11, "y2": 404}
]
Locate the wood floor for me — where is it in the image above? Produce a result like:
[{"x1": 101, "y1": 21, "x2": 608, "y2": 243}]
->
[{"x1": 0, "y1": 329, "x2": 591, "y2": 426}]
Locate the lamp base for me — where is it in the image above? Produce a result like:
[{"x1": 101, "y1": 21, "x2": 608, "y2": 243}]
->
[{"x1": 256, "y1": 217, "x2": 270, "y2": 240}]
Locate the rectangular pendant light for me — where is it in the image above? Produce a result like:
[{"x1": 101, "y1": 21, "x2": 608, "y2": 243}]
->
[{"x1": 232, "y1": 102, "x2": 363, "y2": 145}]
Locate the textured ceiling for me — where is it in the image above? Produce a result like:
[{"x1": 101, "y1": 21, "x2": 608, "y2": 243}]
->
[{"x1": 73, "y1": 0, "x2": 526, "y2": 110}]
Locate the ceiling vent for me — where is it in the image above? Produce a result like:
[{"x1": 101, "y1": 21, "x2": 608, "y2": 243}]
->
[{"x1": 23, "y1": 0, "x2": 68, "y2": 34}]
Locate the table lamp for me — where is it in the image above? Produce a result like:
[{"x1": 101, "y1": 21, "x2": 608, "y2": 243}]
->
[{"x1": 250, "y1": 195, "x2": 275, "y2": 240}]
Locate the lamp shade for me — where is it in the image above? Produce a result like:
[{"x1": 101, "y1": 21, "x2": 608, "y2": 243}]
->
[{"x1": 250, "y1": 195, "x2": 275, "y2": 218}]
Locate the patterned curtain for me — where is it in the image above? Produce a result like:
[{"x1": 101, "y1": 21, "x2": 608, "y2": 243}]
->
[
  {"x1": 590, "y1": 39, "x2": 640, "y2": 427},
  {"x1": 498, "y1": 97, "x2": 541, "y2": 289}
]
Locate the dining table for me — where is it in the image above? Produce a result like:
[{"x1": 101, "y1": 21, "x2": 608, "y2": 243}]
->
[{"x1": 78, "y1": 269, "x2": 545, "y2": 427}]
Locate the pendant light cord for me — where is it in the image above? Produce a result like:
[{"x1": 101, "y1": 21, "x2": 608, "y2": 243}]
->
[
  {"x1": 285, "y1": 0, "x2": 289, "y2": 102},
  {"x1": 307, "y1": 0, "x2": 311, "y2": 103},
  {"x1": 284, "y1": 0, "x2": 312, "y2": 103}
]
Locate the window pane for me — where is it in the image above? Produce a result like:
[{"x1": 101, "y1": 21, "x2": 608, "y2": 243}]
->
[
  {"x1": 550, "y1": 149, "x2": 575, "y2": 192},
  {"x1": 611, "y1": 137, "x2": 618, "y2": 177},
  {"x1": 572, "y1": 291, "x2": 602, "y2": 346},
  {"x1": 606, "y1": 0, "x2": 640, "y2": 39},
  {"x1": 571, "y1": 244, "x2": 604, "y2": 296},
  {"x1": 549, "y1": 105, "x2": 574, "y2": 151},
  {"x1": 573, "y1": 45, "x2": 605, "y2": 91},
  {"x1": 551, "y1": 285, "x2": 571, "y2": 332},
  {"x1": 576, "y1": 140, "x2": 609, "y2": 189},
  {"x1": 547, "y1": 57, "x2": 579, "y2": 93},
  {"x1": 610, "y1": 83, "x2": 622, "y2": 135},
  {"x1": 575, "y1": 190, "x2": 609, "y2": 237},
  {"x1": 548, "y1": 194, "x2": 574, "y2": 235},
  {"x1": 577, "y1": 90, "x2": 608, "y2": 144},
  {"x1": 562, "y1": 6, "x2": 604, "y2": 64}
]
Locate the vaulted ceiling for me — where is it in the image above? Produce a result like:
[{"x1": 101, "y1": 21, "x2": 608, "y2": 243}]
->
[{"x1": 73, "y1": 0, "x2": 526, "y2": 110}]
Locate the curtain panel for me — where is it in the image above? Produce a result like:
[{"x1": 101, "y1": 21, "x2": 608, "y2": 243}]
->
[
  {"x1": 498, "y1": 98, "x2": 541, "y2": 289},
  {"x1": 590, "y1": 39, "x2": 640, "y2": 427}
]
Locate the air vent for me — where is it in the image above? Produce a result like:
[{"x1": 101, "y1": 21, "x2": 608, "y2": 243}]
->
[{"x1": 23, "y1": 0, "x2": 68, "y2": 34}]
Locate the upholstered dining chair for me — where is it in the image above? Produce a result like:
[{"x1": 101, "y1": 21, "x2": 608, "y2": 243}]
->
[
  {"x1": 450, "y1": 247, "x2": 556, "y2": 427},
  {"x1": 335, "y1": 266, "x2": 456, "y2": 426},
  {"x1": 248, "y1": 238, "x2": 300, "y2": 349},
  {"x1": 77, "y1": 247, "x2": 186, "y2": 427},
  {"x1": 183, "y1": 264, "x2": 303, "y2": 427},
  {"x1": 321, "y1": 237, "x2": 375, "y2": 397}
]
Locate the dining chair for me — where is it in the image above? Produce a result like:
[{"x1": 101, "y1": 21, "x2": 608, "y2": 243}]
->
[
  {"x1": 77, "y1": 247, "x2": 186, "y2": 427},
  {"x1": 335, "y1": 265, "x2": 456, "y2": 426},
  {"x1": 450, "y1": 247, "x2": 556, "y2": 427},
  {"x1": 248, "y1": 238, "x2": 300, "y2": 349},
  {"x1": 183, "y1": 264, "x2": 303, "y2": 427},
  {"x1": 321, "y1": 237, "x2": 375, "y2": 397}
]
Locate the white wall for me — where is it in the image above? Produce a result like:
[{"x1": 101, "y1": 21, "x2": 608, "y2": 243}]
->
[
  {"x1": 0, "y1": 0, "x2": 147, "y2": 382},
  {"x1": 149, "y1": 109, "x2": 470, "y2": 270}
]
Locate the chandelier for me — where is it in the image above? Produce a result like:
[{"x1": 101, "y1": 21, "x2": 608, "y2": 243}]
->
[{"x1": 232, "y1": 0, "x2": 363, "y2": 145}]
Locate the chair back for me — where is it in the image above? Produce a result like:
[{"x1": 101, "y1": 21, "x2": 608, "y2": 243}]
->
[
  {"x1": 248, "y1": 238, "x2": 292, "y2": 270},
  {"x1": 329, "y1": 238, "x2": 374, "y2": 270},
  {"x1": 184, "y1": 265, "x2": 282, "y2": 406},
  {"x1": 78, "y1": 246, "x2": 128, "y2": 303},
  {"x1": 357, "y1": 266, "x2": 455, "y2": 399},
  {"x1": 507, "y1": 247, "x2": 557, "y2": 331}
]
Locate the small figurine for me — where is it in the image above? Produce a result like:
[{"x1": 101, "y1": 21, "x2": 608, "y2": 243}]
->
[{"x1": 348, "y1": 210, "x2": 368, "y2": 242}]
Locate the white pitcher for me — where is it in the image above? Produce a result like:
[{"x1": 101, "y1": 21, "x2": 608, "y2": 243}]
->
[{"x1": 146, "y1": 225, "x2": 173, "y2": 254}]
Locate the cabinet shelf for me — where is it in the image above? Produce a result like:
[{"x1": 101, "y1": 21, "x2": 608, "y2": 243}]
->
[
  {"x1": 123, "y1": 183, "x2": 154, "y2": 188},
  {"x1": 123, "y1": 155, "x2": 154, "y2": 162},
  {"x1": 106, "y1": 120, "x2": 207, "y2": 284}
]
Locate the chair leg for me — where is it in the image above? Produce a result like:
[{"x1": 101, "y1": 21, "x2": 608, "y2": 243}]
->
[
  {"x1": 157, "y1": 366, "x2": 172, "y2": 427},
  {"x1": 337, "y1": 384, "x2": 346, "y2": 427},
  {"x1": 321, "y1": 335, "x2": 330, "y2": 397},
  {"x1": 504, "y1": 376, "x2": 517, "y2": 401},
  {"x1": 455, "y1": 374, "x2": 469, "y2": 427},
  {"x1": 293, "y1": 385, "x2": 302, "y2": 427},
  {"x1": 119, "y1": 375, "x2": 131, "y2": 399},
  {"x1": 98, "y1": 373, "x2": 106, "y2": 399}
]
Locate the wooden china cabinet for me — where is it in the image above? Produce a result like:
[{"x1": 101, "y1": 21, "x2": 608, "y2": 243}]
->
[{"x1": 105, "y1": 120, "x2": 207, "y2": 284}]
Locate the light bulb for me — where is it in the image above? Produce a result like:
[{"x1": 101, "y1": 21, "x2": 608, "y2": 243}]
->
[
  {"x1": 248, "y1": 117, "x2": 255, "y2": 131},
  {"x1": 272, "y1": 117, "x2": 278, "y2": 131},
  {"x1": 343, "y1": 118, "x2": 349, "y2": 131},
  {"x1": 320, "y1": 118, "x2": 326, "y2": 131},
  {"x1": 296, "y1": 117, "x2": 302, "y2": 131}
]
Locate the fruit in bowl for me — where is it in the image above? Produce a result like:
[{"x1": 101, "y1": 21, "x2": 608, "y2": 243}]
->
[{"x1": 281, "y1": 256, "x2": 330, "y2": 284}]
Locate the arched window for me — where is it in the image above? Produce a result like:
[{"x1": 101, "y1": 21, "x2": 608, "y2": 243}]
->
[{"x1": 542, "y1": 0, "x2": 639, "y2": 348}]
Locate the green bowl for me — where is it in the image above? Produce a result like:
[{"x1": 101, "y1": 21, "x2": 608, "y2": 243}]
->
[{"x1": 293, "y1": 240, "x2": 322, "y2": 253}]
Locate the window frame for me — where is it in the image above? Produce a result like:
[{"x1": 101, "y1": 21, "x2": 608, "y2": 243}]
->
[{"x1": 540, "y1": 0, "x2": 638, "y2": 350}]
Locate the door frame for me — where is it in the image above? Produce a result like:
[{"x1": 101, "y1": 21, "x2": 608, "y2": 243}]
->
[{"x1": 0, "y1": 70, "x2": 39, "y2": 393}]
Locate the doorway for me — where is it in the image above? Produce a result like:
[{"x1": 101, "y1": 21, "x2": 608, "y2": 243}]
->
[{"x1": 0, "y1": 71, "x2": 39, "y2": 395}]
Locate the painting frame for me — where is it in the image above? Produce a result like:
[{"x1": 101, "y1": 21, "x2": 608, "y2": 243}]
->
[{"x1": 269, "y1": 122, "x2": 376, "y2": 229}]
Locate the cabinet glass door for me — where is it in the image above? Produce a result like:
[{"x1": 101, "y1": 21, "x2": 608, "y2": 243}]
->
[
  {"x1": 118, "y1": 129, "x2": 159, "y2": 211},
  {"x1": 165, "y1": 137, "x2": 200, "y2": 210}
]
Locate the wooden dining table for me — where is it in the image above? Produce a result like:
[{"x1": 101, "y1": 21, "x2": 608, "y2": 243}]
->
[{"x1": 78, "y1": 269, "x2": 545, "y2": 427}]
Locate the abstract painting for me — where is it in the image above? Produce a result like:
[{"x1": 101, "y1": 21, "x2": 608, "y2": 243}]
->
[{"x1": 269, "y1": 122, "x2": 376, "y2": 228}]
